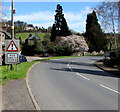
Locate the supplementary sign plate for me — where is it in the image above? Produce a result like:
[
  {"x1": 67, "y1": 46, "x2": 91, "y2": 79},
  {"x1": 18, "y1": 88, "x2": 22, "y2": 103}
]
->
[{"x1": 5, "y1": 52, "x2": 19, "y2": 64}]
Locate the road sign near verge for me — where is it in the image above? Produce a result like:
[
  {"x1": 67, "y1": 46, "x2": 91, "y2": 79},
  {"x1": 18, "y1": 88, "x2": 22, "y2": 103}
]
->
[
  {"x1": 5, "y1": 39, "x2": 19, "y2": 52},
  {"x1": 5, "y1": 39, "x2": 20, "y2": 64},
  {"x1": 5, "y1": 52, "x2": 19, "y2": 64}
]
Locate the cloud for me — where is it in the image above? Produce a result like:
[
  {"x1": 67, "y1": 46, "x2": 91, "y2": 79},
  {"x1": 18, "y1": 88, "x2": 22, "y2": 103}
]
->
[
  {"x1": 15, "y1": 11, "x2": 54, "y2": 22},
  {"x1": 14, "y1": 6, "x2": 92, "y2": 32},
  {"x1": 33, "y1": 22, "x2": 53, "y2": 28}
]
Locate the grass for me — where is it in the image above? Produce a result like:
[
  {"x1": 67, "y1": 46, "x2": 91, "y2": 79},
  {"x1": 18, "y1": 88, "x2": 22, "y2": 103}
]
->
[
  {"x1": 0, "y1": 61, "x2": 37, "y2": 85},
  {"x1": 15, "y1": 33, "x2": 50, "y2": 42},
  {"x1": 0, "y1": 55, "x2": 103, "y2": 84},
  {"x1": 114, "y1": 65, "x2": 120, "y2": 70},
  {"x1": 0, "y1": 56, "x2": 83, "y2": 84}
]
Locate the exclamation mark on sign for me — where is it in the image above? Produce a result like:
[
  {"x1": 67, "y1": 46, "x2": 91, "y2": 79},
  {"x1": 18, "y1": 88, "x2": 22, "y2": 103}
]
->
[{"x1": 11, "y1": 43, "x2": 13, "y2": 50}]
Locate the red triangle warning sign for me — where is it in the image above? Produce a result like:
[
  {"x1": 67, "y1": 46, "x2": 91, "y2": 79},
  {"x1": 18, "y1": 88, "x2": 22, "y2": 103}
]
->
[{"x1": 6, "y1": 40, "x2": 19, "y2": 52}]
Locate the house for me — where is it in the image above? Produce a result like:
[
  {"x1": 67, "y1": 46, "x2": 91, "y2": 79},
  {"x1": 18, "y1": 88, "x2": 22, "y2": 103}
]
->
[
  {"x1": 25, "y1": 34, "x2": 41, "y2": 44},
  {"x1": 25, "y1": 26, "x2": 34, "y2": 31},
  {"x1": 0, "y1": 30, "x2": 11, "y2": 65}
]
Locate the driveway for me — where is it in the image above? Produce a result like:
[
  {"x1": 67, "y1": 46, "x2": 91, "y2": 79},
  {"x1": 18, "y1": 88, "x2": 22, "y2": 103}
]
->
[{"x1": 26, "y1": 56, "x2": 46, "y2": 62}]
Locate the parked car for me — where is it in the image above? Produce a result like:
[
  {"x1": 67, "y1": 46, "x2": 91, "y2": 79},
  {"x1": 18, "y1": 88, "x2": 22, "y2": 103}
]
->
[{"x1": 19, "y1": 55, "x2": 27, "y2": 63}]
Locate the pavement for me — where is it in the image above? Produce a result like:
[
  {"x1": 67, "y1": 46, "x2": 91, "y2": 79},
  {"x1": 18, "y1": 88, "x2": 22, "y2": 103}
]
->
[
  {"x1": 94, "y1": 60, "x2": 120, "y2": 77},
  {"x1": 1, "y1": 56, "x2": 45, "y2": 111},
  {"x1": 0, "y1": 56, "x2": 119, "y2": 110},
  {"x1": 2, "y1": 79, "x2": 35, "y2": 110}
]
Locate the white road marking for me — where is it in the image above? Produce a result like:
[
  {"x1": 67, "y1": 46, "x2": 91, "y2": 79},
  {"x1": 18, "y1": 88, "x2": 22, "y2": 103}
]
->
[
  {"x1": 67, "y1": 63, "x2": 73, "y2": 71},
  {"x1": 100, "y1": 84, "x2": 120, "y2": 94},
  {"x1": 67, "y1": 62, "x2": 90, "y2": 80},
  {"x1": 76, "y1": 73, "x2": 90, "y2": 80},
  {"x1": 68, "y1": 61, "x2": 119, "y2": 95}
]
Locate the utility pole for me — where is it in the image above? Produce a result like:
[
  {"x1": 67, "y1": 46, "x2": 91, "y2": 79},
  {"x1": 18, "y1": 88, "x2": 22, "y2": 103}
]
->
[
  {"x1": 11, "y1": 0, "x2": 15, "y2": 39},
  {"x1": 0, "y1": 0, "x2": 2, "y2": 66},
  {"x1": 10, "y1": 0, "x2": 15, "y2": 70}
]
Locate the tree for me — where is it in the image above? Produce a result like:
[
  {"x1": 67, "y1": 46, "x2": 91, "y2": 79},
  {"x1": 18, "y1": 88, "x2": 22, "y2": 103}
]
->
[
  {"x1": 95, "y1": 2, "x2": 119, "y2": 49},
  {"x1": 50, "y1": 4, "x2": 71, "y2": 41},
  {"x1": 50, "y1": 24, "x2": 57, "y2": 41},
  {"x1": 60, "y1": 17, "x2": 71, "y2": 36},
  {"x1": 47, "y1": 26, "x2": 52, "y2": 33},
  {"x1": 33, "y1": 37, "x2": 45, "y2": 54},
  {"x1": 85, "y1": 11, "x2": 107, "y2": 52}
]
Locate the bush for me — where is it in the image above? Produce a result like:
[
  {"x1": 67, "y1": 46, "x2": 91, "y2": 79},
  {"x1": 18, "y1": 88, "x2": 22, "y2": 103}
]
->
[
  {"x1": 22, "y1": 38, "x2": 45, "y2": 56},
  {"x1": 109, "y1": 51, "x2": 117, "y2": 58},
  {"x1": 103, "y1": 58, "x2": 117, "y2": 67},
  {"x1": 54, "y1": 46, "x2": 74, "y2": 56},
  {"x1": 44, "y1": 34, "x2": 51, "y2": 40}
]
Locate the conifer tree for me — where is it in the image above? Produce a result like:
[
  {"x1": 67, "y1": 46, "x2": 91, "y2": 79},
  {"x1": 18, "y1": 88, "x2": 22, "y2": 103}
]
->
[
  {"x1": 85, "y1": 10, "x2": 107, "y2": 52},
  {"x1": 50, "y1": 4, "x2": 71, "y2": 42},
  {"x1": 50, "y1": 24, "x2": 57, "y2": 41}
]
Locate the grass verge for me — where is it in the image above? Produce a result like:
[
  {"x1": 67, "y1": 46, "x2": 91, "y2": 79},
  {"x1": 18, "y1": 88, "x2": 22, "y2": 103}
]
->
[{"x1": 0, "y1": 56, "x2": 83, "y2": 85}]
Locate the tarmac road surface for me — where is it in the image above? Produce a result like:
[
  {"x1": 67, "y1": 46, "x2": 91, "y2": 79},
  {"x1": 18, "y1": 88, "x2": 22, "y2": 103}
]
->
[{"x1": 28, "y1": 56, "x2": 119, "y2": 110}]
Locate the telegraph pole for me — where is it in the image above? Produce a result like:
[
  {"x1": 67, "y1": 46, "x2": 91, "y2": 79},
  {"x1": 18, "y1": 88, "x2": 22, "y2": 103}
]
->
[
  {"x1": 0, "y1": 0, "x2": 2, "y2": 66},
  {"x1": 10, "y1": 0, "x2": 15, "y2": 70},
  {"x1": 11, "y1": 0, "x2": 15, "y2": 39}
]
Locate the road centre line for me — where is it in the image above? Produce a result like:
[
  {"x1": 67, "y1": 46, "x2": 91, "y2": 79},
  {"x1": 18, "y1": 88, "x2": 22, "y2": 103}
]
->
[
  {"x1": 100, "y1": 84, "x2": 120, "y2": 94},
  {"x1": 67, "y1": 62, "x2": 90, "y2": 80},
  {"x1": 76, "y1": 73, "x2": 90, "y2": 80},
  {"x1": 67, "y1": 61, "x2": 119, "y2": 94},
  {"x1": 67, "y1": 64, "x2": 73, "y2": 71}
]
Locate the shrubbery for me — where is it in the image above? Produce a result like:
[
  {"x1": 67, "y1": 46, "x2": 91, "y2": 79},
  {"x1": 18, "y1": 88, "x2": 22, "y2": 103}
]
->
[
  {"x1": 22, "y1": 37, "x2": 74, "y2": 56},
  {"x1": 53, "y1": 46, "x2": 74, "y2": 56},
  {"x1": 103, "y1": 48, "x2": 120, "y2": 69}
]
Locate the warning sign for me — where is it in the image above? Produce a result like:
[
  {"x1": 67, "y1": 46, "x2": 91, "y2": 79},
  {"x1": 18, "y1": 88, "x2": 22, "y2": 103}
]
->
[
  {"x1": 6, "y1": 40, "x2": 18, "y2": 51},
  {"x1": 5, "y1": 39, "x2": 20, "y2": 52},
  {"x1": 5, "y1": 39, "x2": 20, "y2": 64}
]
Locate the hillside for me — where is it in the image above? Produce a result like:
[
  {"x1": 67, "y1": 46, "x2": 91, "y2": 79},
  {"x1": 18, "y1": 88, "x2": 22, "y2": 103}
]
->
[{"x1": 15, "y1": 32, "x2": 51, "y2": 42}]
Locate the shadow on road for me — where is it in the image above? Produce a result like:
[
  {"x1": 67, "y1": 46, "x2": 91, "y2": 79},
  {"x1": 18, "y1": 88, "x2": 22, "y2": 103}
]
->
[
  {"x1": 43, "y1": 59, "x2": 94, "y2": 67},
  {"x1": 50, "y1": 67, "x2": 120, "y2": 78}
]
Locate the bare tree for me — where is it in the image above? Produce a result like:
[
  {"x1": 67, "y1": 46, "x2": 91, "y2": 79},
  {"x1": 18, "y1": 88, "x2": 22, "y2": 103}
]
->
[{"x1": 95, "y1": 1, "x2": 119, "y2": 49}]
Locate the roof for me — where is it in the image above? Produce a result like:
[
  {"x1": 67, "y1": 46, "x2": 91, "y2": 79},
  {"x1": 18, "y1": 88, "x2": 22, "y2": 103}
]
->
[
  {"x1": 27, "y1": 34, "x2": 41, "y2": 40},
  {"x1": 0, "y1": 30, "x2": 12, "y2": 39}
]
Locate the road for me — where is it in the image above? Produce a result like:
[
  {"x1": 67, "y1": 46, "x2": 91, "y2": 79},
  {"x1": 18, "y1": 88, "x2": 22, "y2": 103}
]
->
[{"x1": 28, "y1": 56, "x2": 119, "y2": 110}]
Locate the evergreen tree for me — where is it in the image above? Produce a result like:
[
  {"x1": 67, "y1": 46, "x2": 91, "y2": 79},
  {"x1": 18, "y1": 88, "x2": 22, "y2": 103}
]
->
[
  {"x1": 50, "y1": 4, "x2": 71, "y2": 42},
  {"x1": 60, "y1": 17, "x2": 71, "y2": 36},
  {"x1": 85, "y1": 11, "x2": 107, "y2": 52},
  {"x1": 50, "y1": 24, "x2": 57, "y2": 42}
]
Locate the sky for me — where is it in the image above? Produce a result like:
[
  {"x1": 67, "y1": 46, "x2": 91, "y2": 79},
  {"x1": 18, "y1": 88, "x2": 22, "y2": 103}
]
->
[{"x1": 3, "y1": 2, "x2": 100, "y2": 33}]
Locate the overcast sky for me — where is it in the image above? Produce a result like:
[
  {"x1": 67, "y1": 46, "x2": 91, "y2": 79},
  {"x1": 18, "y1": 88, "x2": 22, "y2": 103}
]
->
[{"x1": 3, "y1": 2, "x2": 100, "y2": 33}]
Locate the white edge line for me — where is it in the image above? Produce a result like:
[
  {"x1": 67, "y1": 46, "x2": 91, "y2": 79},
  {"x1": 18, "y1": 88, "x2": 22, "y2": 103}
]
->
[
  {"x1": 100, "y1": 84, "x2": 120, "y2": 94},
  {"x1": 26, "y1": 62, "x2": 41, "y2": 110}
]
